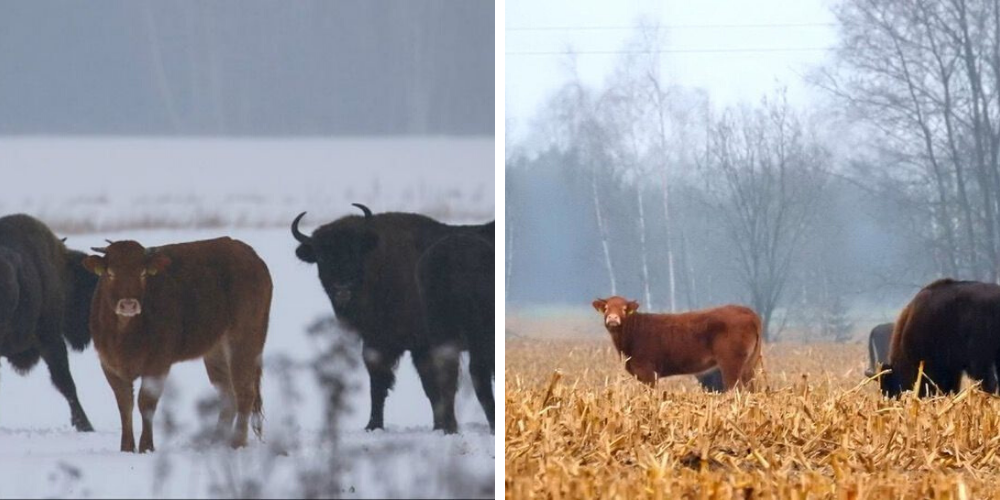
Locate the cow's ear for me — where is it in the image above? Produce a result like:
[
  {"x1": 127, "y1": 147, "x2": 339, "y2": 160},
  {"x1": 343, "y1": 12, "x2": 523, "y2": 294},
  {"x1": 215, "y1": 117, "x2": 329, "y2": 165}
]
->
[
  {"x1": 592, "y1": 299, "x2": 607, "y2": 313},
  {"x1": 82, "y1": 255, "x2": 106, "y2": 276},
  {"x1": 627, "y1": 301, "x2": 640, "y2": 314},
  {"x1": 296, "y1": 244, "x2": 316, "y2": 263},
  {"x1": 146, "y1": 253, "x2": 171, "y2": 276}
]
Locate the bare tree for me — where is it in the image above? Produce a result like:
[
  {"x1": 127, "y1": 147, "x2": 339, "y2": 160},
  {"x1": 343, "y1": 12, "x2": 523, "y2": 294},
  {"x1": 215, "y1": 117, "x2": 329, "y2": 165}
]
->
[
  {"x1": 704, "y1": 94, "x2": 829, "y2": 340},
  {"x1": 821, "y1": 0, "x2": 1000, "y2": 282}
]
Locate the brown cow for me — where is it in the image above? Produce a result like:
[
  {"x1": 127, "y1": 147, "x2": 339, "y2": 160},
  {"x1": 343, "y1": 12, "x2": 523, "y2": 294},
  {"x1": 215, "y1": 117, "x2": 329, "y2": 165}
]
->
[
  {"x1": 82, "y1": 238, "x2": 272, "y2": 452},
  {"x1": 592, "y1": 296, "x2": 762, "y2": 390}
]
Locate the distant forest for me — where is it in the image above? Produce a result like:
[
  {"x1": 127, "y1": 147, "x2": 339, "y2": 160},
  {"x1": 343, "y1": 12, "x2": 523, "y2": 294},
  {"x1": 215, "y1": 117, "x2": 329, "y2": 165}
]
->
[{"x1": 0, "y1": 1, "x2": 493, "y2": 136}]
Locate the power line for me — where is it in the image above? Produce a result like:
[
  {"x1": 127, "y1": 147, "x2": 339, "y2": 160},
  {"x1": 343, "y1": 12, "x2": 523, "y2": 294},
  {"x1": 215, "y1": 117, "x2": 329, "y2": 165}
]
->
[
  {"x1": 506, "y1": 23, "x2": 836, "y2": 32},
  {"x1": 506, "y1": 47, "x2": 836, "y2": 56}
]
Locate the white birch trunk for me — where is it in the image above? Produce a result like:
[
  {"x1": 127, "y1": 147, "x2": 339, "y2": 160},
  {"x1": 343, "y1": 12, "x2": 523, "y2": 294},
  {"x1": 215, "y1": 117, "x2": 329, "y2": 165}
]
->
[
  {"x1": 662, "y1": 175, "x2": 677, "y2": 312},
  {"x1": 592, "y1": 167, "x2": 617, "y2": 295},
  {"x1": 637, "y1": 187, "x2": 652, "y2": 308}
]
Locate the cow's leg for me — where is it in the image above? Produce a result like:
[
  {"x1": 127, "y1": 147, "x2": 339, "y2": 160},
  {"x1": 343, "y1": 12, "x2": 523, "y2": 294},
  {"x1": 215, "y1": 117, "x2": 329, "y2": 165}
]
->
[
  {"x1": 39, "y1": 338, "x2": 93, "y2": 432},
  {"x1": 468, "y1": 346, "x2": 495, "y2": 434},
  {"x1": 204, "y1": 344, "x2": 236, "y2": 441},
  {"x1": 412, "y1": 344, "x2": 459, "y2": 433},
  {"x1": 626, "y1": 360, "x2": 657, "y2": 387},
  {"x1": 363, "y1": 344, "x2": 401, "y2": 431},
  {"x1": 717, "y1": 359, "x2": 745, "y2": 392},
  {"x1": 138, "y1": 374, "x2": 167, "y2": 453},
  {"x1": 102, "y1": 364, "x2": 135, "y2": 453},
  {"x1": 227, "y1": 341, "x2": 264, "y2": 449}
]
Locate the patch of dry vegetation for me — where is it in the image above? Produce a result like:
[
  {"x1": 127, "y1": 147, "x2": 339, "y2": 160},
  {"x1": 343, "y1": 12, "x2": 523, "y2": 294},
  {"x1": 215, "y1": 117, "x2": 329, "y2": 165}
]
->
[{"x1": 506, "y1": 336, "x2": 1000, "y2": 499}]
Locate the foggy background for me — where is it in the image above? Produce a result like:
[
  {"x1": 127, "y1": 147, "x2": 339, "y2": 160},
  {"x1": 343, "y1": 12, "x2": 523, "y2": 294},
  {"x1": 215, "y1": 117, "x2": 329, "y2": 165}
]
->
[
  {"x1": 0, "y1": 1, "x2": 492, "y2": 136},
  {"x1": 505, "y1": 0, "x2": 997, "y2": 342}
]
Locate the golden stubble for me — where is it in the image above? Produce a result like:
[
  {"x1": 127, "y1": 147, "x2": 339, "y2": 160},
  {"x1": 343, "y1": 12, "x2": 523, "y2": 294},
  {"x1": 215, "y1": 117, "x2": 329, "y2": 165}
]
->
[{"x1": 506, "y1": 338, "x2": 1000, "y2": 500}]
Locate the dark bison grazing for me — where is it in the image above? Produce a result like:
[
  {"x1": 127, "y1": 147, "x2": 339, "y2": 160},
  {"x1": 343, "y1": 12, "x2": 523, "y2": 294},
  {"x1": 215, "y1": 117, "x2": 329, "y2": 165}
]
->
[
  {"x1": 864, "y1": 322, "x2": 893, "y2": 378},
  {"x1": 416, "y1": 232, "x2": 494, "y2": 432},
  {"x1": 592, "y1": 296, "x2": 762, "y2": 390},
  {"x1": 292, "y1": 204, "x2": 494, "y2": 433},
  {"x1": 881, "y1": 279, "x2": 1000, "y2": 397},
  {"x1": 83, "y1": 238, "x2": 272, "y2": 452},
  {"x1": 695, "y1": 369, "x2": 725, "y2": 393},
  {"x1": 0, "y1": 214, "x2": 97, "y2": 431}
]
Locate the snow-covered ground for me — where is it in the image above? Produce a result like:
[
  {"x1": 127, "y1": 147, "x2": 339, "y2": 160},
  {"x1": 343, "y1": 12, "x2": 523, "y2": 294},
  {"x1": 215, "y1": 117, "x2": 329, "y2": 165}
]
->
[
  {"x1": 0, "y1": 137, "x2": 494, "y2": 233},
  {"x1": 0, "y1": 139, "x2": 495, "y2": 498}
]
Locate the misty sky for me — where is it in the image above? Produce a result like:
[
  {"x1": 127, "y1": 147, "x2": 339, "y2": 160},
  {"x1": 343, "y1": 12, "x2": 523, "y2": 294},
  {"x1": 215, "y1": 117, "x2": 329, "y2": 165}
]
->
[
  {"x1": 0, "y1": 1, "x2": 493, "y2": 136},
  {"x1": 505, "y1": 0, "x2": 837, "y2": 140}
]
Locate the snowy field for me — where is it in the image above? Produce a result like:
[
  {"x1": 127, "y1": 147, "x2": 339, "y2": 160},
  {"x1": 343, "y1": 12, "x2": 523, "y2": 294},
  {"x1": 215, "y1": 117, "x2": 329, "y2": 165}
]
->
[
  {"x1": 0, "y1": 139, "x2": 495, "y2": 498},
  {"x1": 0, "y1": 137, "x2": 494, "y2": 233}
]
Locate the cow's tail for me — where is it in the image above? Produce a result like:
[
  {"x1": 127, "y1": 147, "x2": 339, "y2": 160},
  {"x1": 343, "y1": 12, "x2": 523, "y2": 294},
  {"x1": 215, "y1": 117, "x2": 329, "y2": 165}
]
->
[
  {"x1": 746, "y1": 313, "x2": 767, "y2": 392},
  {"x1": 251, "y1": 364, "x2": 264, "y2": 440}
]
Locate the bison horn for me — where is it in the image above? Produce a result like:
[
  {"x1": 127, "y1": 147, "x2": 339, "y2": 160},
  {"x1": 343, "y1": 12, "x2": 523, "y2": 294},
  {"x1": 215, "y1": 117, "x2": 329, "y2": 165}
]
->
[
  {"x1": 292, "y1": 212, "x2": 312, "y2": 244},
  {"x1": 352, "y1": 203, "x2": 373, "y2": 219}
]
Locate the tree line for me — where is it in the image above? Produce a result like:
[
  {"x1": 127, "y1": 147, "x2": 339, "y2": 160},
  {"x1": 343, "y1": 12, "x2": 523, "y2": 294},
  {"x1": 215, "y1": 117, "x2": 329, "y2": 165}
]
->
[{"x1": 507, "y1": 0, "x2": 1000, "y2": 341}]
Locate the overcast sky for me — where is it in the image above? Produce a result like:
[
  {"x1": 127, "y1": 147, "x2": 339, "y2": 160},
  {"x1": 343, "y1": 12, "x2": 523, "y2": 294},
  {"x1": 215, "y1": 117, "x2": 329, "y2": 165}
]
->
[{"x1": 505, "y1": 0, "x2": 838, "y2": 140}]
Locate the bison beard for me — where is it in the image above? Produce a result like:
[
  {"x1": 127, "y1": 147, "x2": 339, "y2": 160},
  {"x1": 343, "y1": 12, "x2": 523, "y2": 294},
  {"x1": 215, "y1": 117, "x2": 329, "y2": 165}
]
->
[
  {"x1": 0, "y1": 214, "x2": 97, "y2": 432},
  {"x1": 293, "y1": 204, "x2": 494, "y2": 433},
  {"x1": 881, "y1": 279, "x2": 1000, "y2": 398}
]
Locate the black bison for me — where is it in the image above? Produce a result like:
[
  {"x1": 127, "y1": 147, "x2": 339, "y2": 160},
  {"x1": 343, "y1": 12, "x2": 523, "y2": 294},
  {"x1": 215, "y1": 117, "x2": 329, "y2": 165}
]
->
[
  {"x1": 416, "y1": 231, "x2": 494, "y2": 432},
  {"x1": 881, "y1": 279, "x2": 1000, "y2": 397},
  {"x1": 292, "y1": 204, "x2": 494, "y2": 433},
  {"x1": 864, "y1": 322, "x2": 893, "y2": 378},
  {"x1": 83, "y1": 238, "x2": 272, "y2": 452},
  {"x1": 695, "y1": 369, "x2": 724, "y2": 392},
  {"x1": 0, "y1": 214, "x2": 98, "y2": 431}
]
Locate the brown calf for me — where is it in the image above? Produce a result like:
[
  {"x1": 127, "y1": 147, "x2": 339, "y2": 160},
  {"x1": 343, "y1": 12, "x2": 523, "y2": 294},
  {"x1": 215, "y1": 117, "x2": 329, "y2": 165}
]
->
[
  {"x1": 592, "y1": 296, "x2": 762, "y2": 390},
  {"x1": 83, "y1": 238, "x2": 272, "y2": 452}
]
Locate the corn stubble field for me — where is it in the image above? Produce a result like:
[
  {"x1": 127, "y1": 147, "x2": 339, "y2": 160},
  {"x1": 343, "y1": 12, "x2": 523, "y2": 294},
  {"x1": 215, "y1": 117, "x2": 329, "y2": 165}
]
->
[{"x1": 505, "y1": 317, "x2": 1000, "y2": 499}]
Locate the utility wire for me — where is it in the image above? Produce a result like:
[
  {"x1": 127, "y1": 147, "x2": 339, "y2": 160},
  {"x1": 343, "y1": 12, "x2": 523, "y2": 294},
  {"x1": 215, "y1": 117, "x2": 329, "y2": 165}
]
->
[
  {"x1": 506, "y1": 47, "x2": 836, "y2": 56},
  {"x1": 507, "y1": 23, "x2": 836, "y2": 31}
]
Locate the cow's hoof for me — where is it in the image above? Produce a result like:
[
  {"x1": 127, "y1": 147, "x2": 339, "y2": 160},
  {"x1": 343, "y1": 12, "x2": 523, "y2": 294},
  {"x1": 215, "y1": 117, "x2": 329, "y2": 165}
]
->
[
  {"x1": 365, "y1": 421, "x2": 383, "y2": 432},
  {"x1": 139, "y1": 444, "x2": 155, "y2": 454},
  {"x1": 74, "y1": 420, "x2": 95, "y2": 433}
]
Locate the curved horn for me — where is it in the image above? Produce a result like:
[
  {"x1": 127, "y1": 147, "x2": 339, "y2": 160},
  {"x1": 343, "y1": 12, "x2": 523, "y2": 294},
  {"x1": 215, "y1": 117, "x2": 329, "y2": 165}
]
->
[
  {"x1": 291, "y1": 212, "x2": 312, "y2": 244},
  {"x1": 90, "y1": 246, "x2": 108, "y2": 254},
  {"x1": 105, "y1": 239, "x2": 114, "y2": 245},
  {"x1": 352, "y1": 203, "x2": 373, "y2": 219}
]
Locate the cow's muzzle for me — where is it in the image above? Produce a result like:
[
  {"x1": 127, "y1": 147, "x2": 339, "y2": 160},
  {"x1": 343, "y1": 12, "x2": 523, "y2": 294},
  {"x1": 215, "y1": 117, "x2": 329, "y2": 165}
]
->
[
  {"x1": 116, "y1": 299, "x2": 142, "y2": 317},
  {"x1": 605, "y1": 314, "x2": 621, "y2": 327}
]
